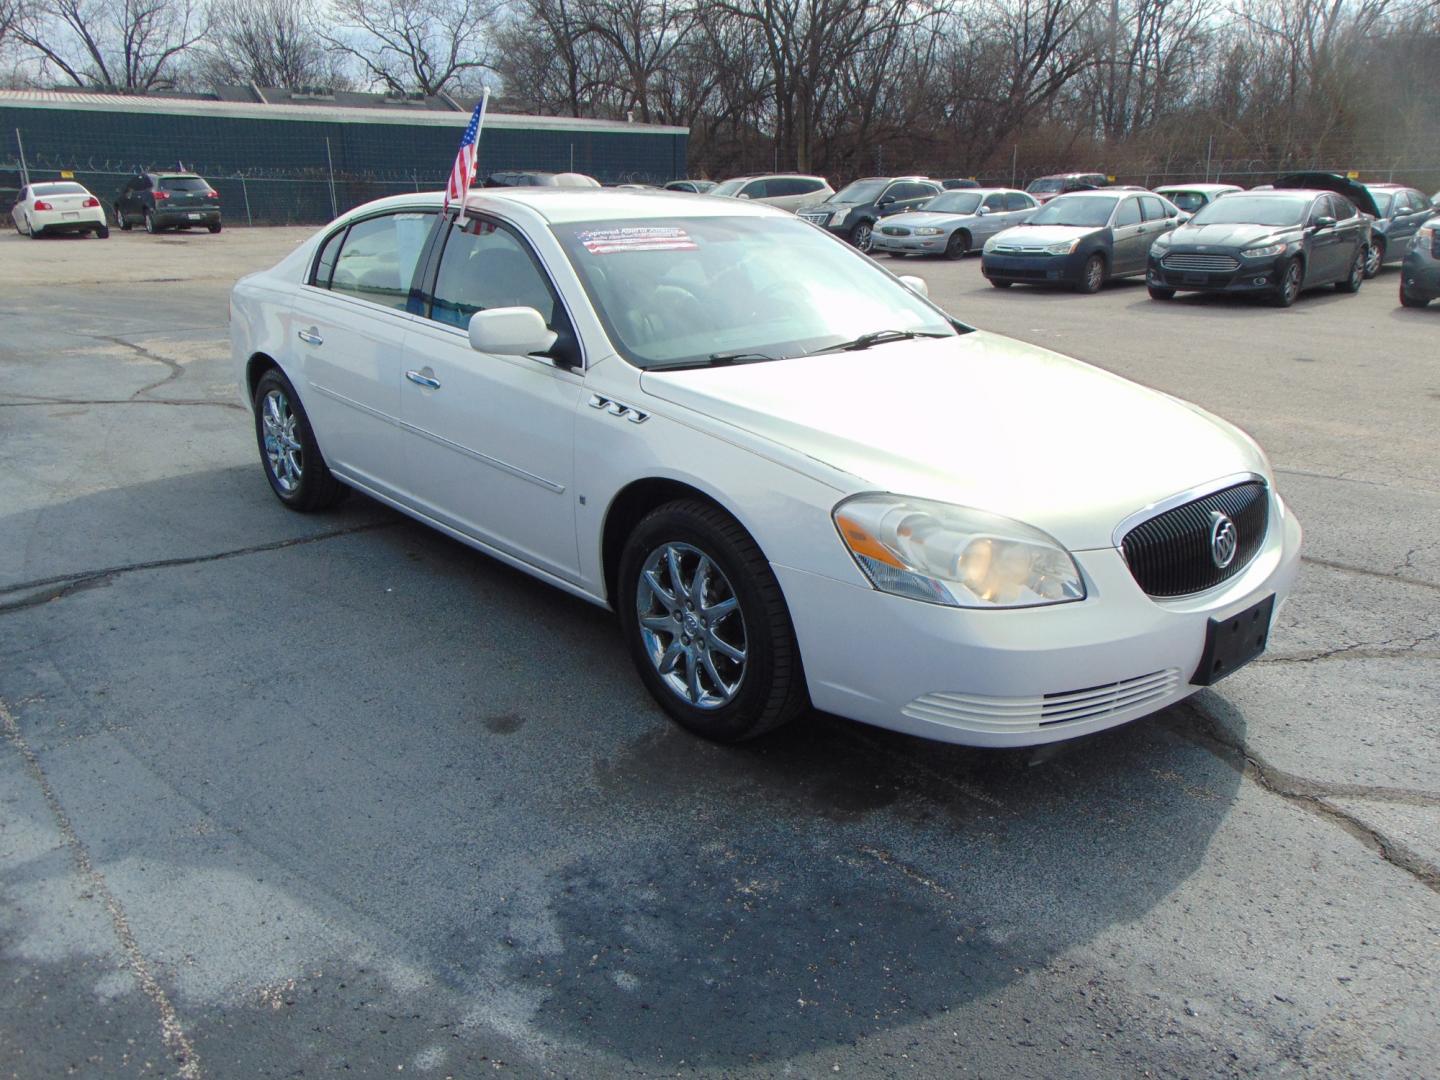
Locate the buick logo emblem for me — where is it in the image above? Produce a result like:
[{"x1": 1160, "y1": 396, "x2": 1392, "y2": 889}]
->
[{"x1": 1210, "y1": 512, "x2": 1238, "y2": 569}]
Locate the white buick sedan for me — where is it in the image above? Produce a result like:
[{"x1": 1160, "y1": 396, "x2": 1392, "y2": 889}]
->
[
  {"x1": 231, "y1": 189, "x2": 1301, "y2": 747},
  {"x1": 12, "y1": 180, "x2": 109, "y2": 238}
]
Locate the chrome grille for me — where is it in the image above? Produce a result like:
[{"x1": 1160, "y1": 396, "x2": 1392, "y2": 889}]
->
[
  {"x1": 1161, "y1": 253, "x2": 1240, "y2": 272},
  {"x1": 1121, "y1": 481, "x2": 1269, "y2": 597},
  {"x1": 881, "y1": 226, "x2": 911, "y2": 236},
  {"x1": 798, "y1": 211, "x2": 829, "y2": 225}
]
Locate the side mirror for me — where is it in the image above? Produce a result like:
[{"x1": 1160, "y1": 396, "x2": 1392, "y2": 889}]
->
[
  {"x1": 898, "y1": 274, "x2": 929, "y2": 298},
  {"x1": 737, "y1": 192, "x2": 751, "y2": 200},
  {"x1": 468, "y1": 307, "x2": 557, "y2": 356},
  {"x1": 976, "y1": 206, "x2": 990, "y2": 216},
  {"x1": 1311, "y1": 215, "x2": 1337, "y2": 231},
  {"x1": 877, "y1": 196, "x2": 895, "y2": 207}
]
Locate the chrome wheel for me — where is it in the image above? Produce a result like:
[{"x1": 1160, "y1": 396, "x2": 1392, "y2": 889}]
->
[
  {"x1": 1281, "y1": 262, "x2": 1301, "y2": 304},
  {"x1": 1364, "y1": 240, "x2": 1383, "y2": 277},
  {"x1": 1084, "y1": 255, "x2": 1104, "y2": 292},
  {"x1": 261, "y1": 388, "x2": 303, "y2": 493},
  {"x1": 851, "y1": 222, "x2": 873, "y2": 252},
  {"x1": 635, "y1": 541, "x2": 748, "y2": 710}
]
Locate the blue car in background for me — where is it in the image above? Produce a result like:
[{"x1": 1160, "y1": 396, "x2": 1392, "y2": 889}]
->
[{"x1": 1400, "y1": 214, "x2": 1440, "y2": 308}]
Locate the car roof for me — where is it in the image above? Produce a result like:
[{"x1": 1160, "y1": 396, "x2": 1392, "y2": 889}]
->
[
  {"x1": 345, "y1": 188, "x2": 793, "y2": 226},
  {"x1": 1155, "y1": 183, "x2": 1239, "y2": 191}
]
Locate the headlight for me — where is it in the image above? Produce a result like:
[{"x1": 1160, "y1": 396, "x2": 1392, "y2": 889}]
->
[
  {"x1": 1043, "y1": 239, "x2": 1080, "y2": 255},
  {"x1": 1417, "y1": 225, "x2": 1434, "y2": 246},
  {"x1": 1241, "y1": 243, "x2": 1285, "y2": 259},
  {"x1": 830, "y1": 207, "x2": 849, "y2": 226},
  {"x1": 1151, "y1": 232, "x2": 1172, "y2": 251},
  {"x1": 983, "y1": 236, "x2": 1001, "y2": 253},
  {"x1": 833, "y1": 494, "x2": 1085, "y2": 608},
  {"x1": 915, "y1": 227, "x2": 944, "y2": 236}
]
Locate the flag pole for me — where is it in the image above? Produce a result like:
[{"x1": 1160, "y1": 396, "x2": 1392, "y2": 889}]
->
[{"x1": 444, "y1": 87, "x2": 490, "y2": 214}]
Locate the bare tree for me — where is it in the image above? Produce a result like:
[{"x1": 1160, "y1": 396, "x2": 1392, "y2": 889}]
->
[
  {"x1": 195, "y1": 0, "x2": 347, "y2": 90},
  {"x1": 322, "y1": 0, "x2": 500, "y2": 96},
  {"x1": 14, "y1": 0, "x2": 206, "y2": 90}
]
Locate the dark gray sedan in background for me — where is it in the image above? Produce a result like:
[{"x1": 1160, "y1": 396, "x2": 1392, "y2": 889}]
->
[
  {"x1": 1400, "y1": 214, "x2": 1439, "y2": 307},
  {"x1": 980, "y1": 190, "x2": 1184, "y2": 293},
  {"x1": 871, "y1": 188, "x2": 1039, "y2": 259},
  {"x1": 1361, "y1": 183, "x2": 1435, "y2": 276},
  {"x1": 1146, "y1": 190, "x2": 1368, "y2": 307}
]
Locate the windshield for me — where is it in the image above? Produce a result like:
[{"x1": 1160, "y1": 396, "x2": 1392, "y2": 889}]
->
[
  {"x1": 1190, "y1": 196, "x2": 1308, "y2": 227},
  {"x1": 831, "y1": 179, "x2": 888, "y2": 204},
  {"x1": 33, "y1": 182, "x2": 87, "y2": 195},
  {"x1": 160, "y1": 176, "x2": 210, "y2": 192},
  {"x1": 710, "y1": 178, "x2": 748, "y2": 198},
  {"x1": 552, "y1": 216, "x2": 957, "y2": 369},
  {"x1": 1027, "y1": 178, "x2": 1064, "y2": 194},
  {"x1": 924, "y1": 192, "x2": 983, "y2": 214},
  {"x1": 1026, "y1": 195, "x2": 1118, "y2": 228},
  {"x1": 1367, "y1": 190, "x2": 1394, "y2": 214}
]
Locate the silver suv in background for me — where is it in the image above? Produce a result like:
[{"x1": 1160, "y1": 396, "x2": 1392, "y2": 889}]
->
[{"x1": 708, "y1": 174, "x2": 834, "y2": 213}]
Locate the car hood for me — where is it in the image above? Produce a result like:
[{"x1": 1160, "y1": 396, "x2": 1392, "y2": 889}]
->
[
  {"x1": 1165, "y1": 222, "x2": 1298, "y2": 249},
  {"x1": 988, "y1": 224, "x2": 1100, "y2": 248},
  {"x1": 640, "y1": 333, "x2": 1262, "y2": 550},
  {"x1": 880, "y1": 211, "x2": 968, "y2": 229},
  {"x1": 1274, "y1": 172, "x2": 1380, "y2": 218}
]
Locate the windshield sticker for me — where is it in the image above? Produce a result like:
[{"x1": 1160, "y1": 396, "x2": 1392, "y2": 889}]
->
[{"x1": 579, "y1": 227, "x2": 697, "y2": 254}]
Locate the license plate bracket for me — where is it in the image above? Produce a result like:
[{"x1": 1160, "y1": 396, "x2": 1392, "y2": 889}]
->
[
  {"x1": 1183, "y1": 272, "x2": 1206, "y2": 283},
  {"x1": 1192, "y1": 594, "x2": 1274, "y2": 685}
]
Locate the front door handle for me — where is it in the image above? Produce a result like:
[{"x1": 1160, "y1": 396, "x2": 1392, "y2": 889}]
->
[
  {"x1": 297, "y1": 327, "x2": 323, "y2": 346},
  {"x1": 406, "y1": 369, "x2": 441, "y2": 390}
]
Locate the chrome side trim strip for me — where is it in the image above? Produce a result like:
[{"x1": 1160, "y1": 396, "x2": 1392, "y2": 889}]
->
[
  {"x1": 1109, "y1": 471, "x2": 1267, "y2": 549},
  {"x1": 309, "y1": 382, "x2": 566, "y2": 494}
]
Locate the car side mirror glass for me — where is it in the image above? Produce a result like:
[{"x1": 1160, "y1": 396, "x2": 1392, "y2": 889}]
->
[
  {"x1": 737, "y1": 192, "x2": 751, "y2": 200},
  {"x1": 878, "y1": 196, "x2": 894, "y2": 207},
  {"x1": 1313, "y1": 215, "x2": 1337, "y2": 231},
  {"x1": 976, "y1": 206, "x2": 990, "y2": 216},
  {"x1": 898, "y1": 274, "x2": 929, "y2": 298},
  {"x1": 468, "y1": 307, "x2": 558, "y2": 357}
]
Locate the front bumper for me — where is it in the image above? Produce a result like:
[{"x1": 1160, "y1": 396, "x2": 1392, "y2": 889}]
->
[
  {"x1": 981, "y1": 249, "x2": 1089, "y2": 284},
  {"x1": 31, "y1": 207, "x2": 106, "y2": 232},
  {"x1": 872, "y1": 231, "x2": 946, "y2": 254},
  {"x1": 1147, "y1": 253, "x2": 1281, "y2": 293},
  {"x1": 775, "y1": 496, "x2": 1302, "y2": 747},
  {"x1": 1401, "y1": 250, "x2": 1440, "y2": 301}
]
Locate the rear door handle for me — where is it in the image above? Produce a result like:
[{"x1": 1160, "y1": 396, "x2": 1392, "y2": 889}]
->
[
  {"x1": 297, "y1": 328, "x2": 323, "y2": 346},
  {"x1": 406, "y1": 369, "x2": 441, "y2": 390}
]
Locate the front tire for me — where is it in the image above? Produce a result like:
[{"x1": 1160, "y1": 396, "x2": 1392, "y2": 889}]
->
[
  {"x1": 252, "y1": 370, "x2": 347, "y2": 511},
  {"x1": 1364, "y1": 238, "x2": 1384, "y2": 278},
  {"x1": 849, "y1": 220, "x2": 873, "y2": 253},
  {"x1": 989, "y1": 278, "x2": 1013, "y2": 288},
  {"x1": 1148, "y1": 283, "x2": 1176, "y2": 300},
  {"x1": 1075, "y1": 253, "x2": 1106, "y2": 293},
  {"x1": 1271, "y1": 259, "x2": 1303, "y2": 307},
  {"x1": 945, "y1": 230, "x2": 970, "y2": 260},
  {"x1": 617, "y1": 499, "x2": 808, "y2": 743}
]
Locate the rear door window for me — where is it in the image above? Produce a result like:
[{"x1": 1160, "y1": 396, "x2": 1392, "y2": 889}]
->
[
  {"x1": 1004, "y1": 192, "x2": 1033, "y2": 211},
  {"x1": 328, "y1": 211, "x2": 436, "y2": 310},
  {"x1": 741, "y1": 179, "x2": 769, "y2": 199}
]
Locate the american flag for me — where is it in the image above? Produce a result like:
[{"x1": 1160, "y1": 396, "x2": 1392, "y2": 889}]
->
[{"x1": 445, "y1": 89, "x2": 489, "y2": 210}]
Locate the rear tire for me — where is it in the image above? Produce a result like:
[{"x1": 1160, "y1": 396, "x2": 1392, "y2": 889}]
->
[
  {"x1": 1334, "y1": 246, "x2": 1363, "y2": 293},
  {"x1": 209, "y1": 222, "x2": 222, "y2": 234},
  {"x1": 117, "y1": 206, "x2": 132, "y2": 230},
  {"x1": 617, "y1": 499, "x2": 808, "y2": 743},
  {"x1": 95, "y1": 225, "x2": 110, "y2": 239},
  {"x1": 27, "y1": 218, "x2": 42, "y2": 239},
  {"x1": 144, "y1": 210, "x2": 159, "y2": 234},
  {"x1": 252, "y1": 369, "x2": 348, "y2": 512}
]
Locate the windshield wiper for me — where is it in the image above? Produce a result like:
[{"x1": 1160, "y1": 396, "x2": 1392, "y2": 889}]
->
[
  {"x1": 810, "y1": 329, "x2": 950, "y2": 355},
  {"x1": 651, "y1": 350, "x2": 779, "y2": 372}
]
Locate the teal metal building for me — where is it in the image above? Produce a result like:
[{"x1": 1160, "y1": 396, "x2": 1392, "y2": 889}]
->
[{"x1": 1, "y1": 90, "x2": 689, "y2": 224}]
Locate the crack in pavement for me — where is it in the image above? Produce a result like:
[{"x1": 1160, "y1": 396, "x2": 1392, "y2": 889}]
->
[
  {"x1": 1260, "y1": 630, "x2": 1440, "y2": 665},
  {"x1": 0, "y1": 521, "x2": 399, "y2": 614},
  {"x1": 0, "y1": 699, "x2": 204, "y2": 1079},
  {"x1": 1300, "y1": 555, "x2": 1439, "y2": 593},
  {"x1": 89, "y1": 333, "x2": 188, "y2": 397},
  {"x1": 1171, "y1": 701, "x2": 1440, "y2": 894}
]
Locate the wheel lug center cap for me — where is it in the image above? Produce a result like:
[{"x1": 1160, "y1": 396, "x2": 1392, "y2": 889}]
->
[{"x1": 683, "y1": 613, "x2": 702, "y2": 636}]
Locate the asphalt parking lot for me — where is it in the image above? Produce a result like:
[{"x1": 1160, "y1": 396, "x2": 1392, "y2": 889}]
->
[{"x1": 2, "y1": 225, "x2": 1437, "y2": 1079}]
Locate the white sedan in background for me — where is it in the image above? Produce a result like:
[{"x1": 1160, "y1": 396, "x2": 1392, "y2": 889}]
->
[
  {"x1": 11, "y1": 180, "x2": 109, "y2": 238},
  {"x1": 231, "y1": 190, "x2": 1301, "y2": 748}
]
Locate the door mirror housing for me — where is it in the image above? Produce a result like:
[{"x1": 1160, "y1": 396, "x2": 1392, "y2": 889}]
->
[
  {"x1": 468, "y1": 307, "x2": 557, "y2": 356},
  {"x1": 976, "y1": 206, "x2": 990, "y2": 216},
  {"x1": 898, "y1": 274, "x2": 929, "y2": 297},
  {"x1": 877, "y1": 196, "x2": 895, "y2": 207},
  {"x1": 1311, "y1": 215, "x2": 1337, "y2": 231}
]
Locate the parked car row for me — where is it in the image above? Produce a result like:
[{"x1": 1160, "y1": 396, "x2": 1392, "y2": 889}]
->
[{"x1": 10, "y1": 170, "x2": 226, "y2": 237}]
